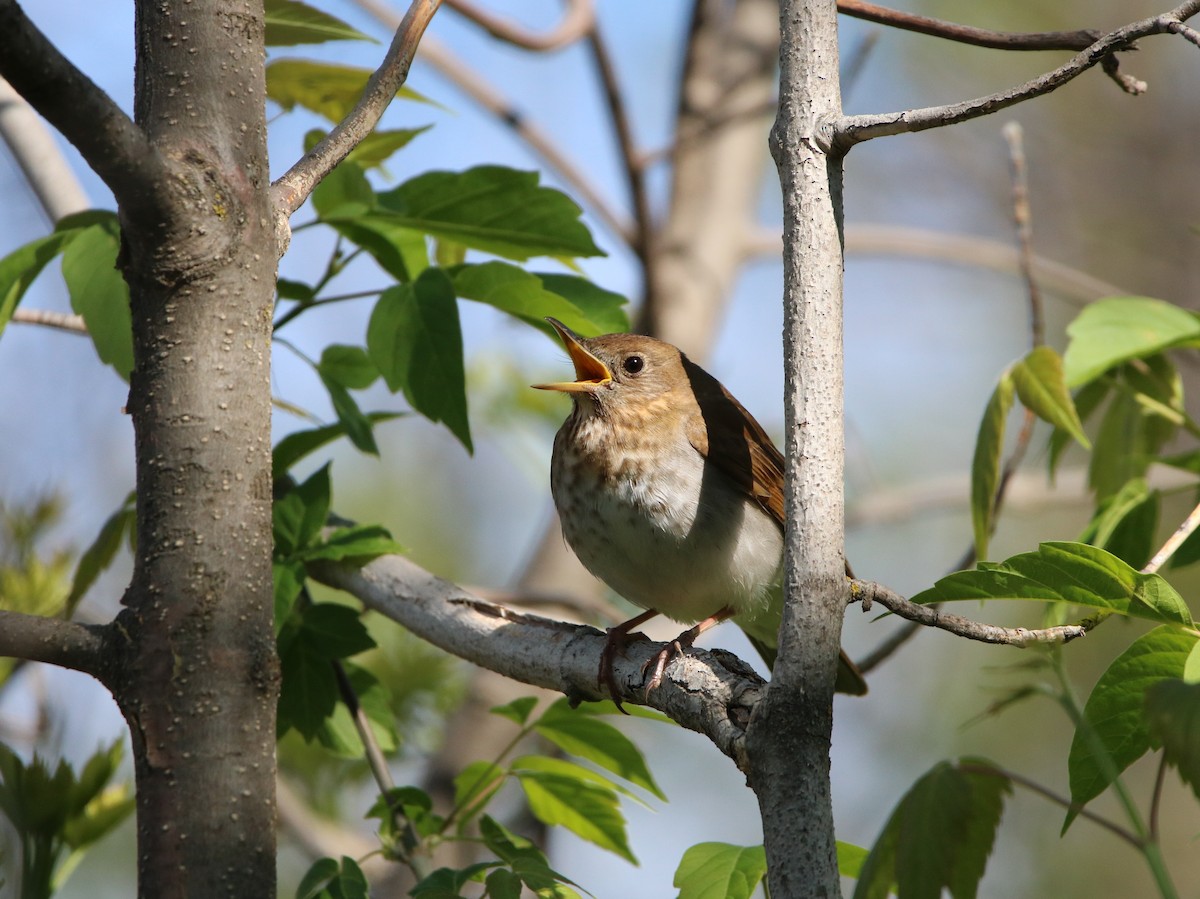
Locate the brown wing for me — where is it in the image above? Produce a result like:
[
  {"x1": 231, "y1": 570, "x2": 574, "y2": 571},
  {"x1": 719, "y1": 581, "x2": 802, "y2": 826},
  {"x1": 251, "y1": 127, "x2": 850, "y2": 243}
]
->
[{"x1": 680, "y1": 355, "x2": 786, "y2": 531}]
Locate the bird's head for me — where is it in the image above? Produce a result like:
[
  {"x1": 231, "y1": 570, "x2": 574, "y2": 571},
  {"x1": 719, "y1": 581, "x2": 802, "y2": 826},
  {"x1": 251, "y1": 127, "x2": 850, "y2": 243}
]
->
[{"x1": 532, "y1": 318, "x2": 688, "y2": 414}]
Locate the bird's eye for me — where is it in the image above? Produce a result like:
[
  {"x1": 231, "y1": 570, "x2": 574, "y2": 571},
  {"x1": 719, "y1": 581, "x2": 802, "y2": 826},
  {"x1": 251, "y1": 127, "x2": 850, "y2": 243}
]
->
[{"x1": 622, "y1": 355, "x2": 645, "y2": 375}]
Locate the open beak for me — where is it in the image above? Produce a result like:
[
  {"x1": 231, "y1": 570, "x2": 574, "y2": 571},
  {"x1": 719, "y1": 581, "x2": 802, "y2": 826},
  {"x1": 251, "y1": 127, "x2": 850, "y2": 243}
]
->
[{"x1": 531, "y1": 317, "x2": 612, "y2": 393}]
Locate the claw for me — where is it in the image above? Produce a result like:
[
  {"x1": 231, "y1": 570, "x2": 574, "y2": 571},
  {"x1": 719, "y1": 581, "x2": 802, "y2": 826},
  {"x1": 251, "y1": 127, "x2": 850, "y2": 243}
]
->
[{"x1": 598, "y1": 609, "x2": 659, "y2": 714}]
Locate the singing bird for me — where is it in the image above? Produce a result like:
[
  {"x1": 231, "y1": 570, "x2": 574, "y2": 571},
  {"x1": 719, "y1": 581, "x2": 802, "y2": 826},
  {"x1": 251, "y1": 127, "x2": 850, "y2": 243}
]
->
[{"x1": 534, "y1": 318, "x2": 866, "y2": 701}]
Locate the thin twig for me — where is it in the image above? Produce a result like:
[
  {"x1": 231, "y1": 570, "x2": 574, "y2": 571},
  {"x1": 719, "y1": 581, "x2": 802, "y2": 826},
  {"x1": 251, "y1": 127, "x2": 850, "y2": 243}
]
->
[
  {"x1": 1143, "y1": 497, "x2": 1200, "y2": 574},
  {"x1": 836, "y1": 0, "x2": 1200, "y2": 147},
  {"x1": 346, "y1": 0, "x2": 630, "y2": 243},
  {"x1": 271, "y1": 0, "x2": 444, "y2": 222},
  {"x1": 9, "y1": 308, "x2": 88, "y2": 334},
  {"x1": 958, "y1": 761, "x2": 1144, "y2": 848},
  {"x1": 1149, "y1": 752, "x2": 1168, "y2": 842},
  {"x1": 1004, "y1": 122, "x2": 1044, "y2": 348},
  {"x1": 837, "y1": 0, "x2": 1102, "y2": 52},
  {"x1": 850, "y1": 580, "x2": 1091, "y2": 647},
  {"x1": 443, "y1": 0, "x2": 592, "y2": 51}
]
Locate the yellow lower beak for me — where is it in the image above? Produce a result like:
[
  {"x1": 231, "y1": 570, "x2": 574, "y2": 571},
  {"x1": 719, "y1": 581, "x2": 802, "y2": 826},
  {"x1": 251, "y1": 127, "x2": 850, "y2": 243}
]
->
[{"x1": 532, "y1": 318, "x2": 612, "y2": 393}]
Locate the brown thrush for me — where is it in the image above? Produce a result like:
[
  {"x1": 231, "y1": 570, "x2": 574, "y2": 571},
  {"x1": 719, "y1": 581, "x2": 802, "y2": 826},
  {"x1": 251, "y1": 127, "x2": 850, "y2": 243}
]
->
[{"x1": 534, "y1": 318, "x2": 867, "y2": 703}]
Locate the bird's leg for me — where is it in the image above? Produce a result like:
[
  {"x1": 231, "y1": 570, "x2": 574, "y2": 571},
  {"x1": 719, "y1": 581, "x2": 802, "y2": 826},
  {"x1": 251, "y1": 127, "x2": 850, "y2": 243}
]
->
[
  {"x1": 642, "y1": 605, "x2": 736, "y2": 697},
  {"x1": 600, "y1": 608, "x2": 660, "y2": 713}
]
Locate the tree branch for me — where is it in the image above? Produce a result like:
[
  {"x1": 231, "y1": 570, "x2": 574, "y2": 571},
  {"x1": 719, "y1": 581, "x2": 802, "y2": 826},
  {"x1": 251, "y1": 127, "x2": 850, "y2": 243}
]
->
[
  {"x1": 270, "y1": 0, "x2": 444, "y2": 231},
  {"x1": 0, "y1": 610, "x2": 107, "y2": 677},
  {"x1": 308, "y1": 554, "x2": 763, "y2": 771},
  {"x1": 9, "y1": 309, "x2": 88, "y2": 334},
  {"x1": 0, "y1": 1, "x2": 166, "y2": 223},
  {"x1": 837, "y1": 0, "x2": 1102, "y2": 52},
  {"x1": 444, "y1": 0, "x2": 592, "y2": 51},
  {"x1": 836, "y1": 0, "x2": 1200, "y2": 147},
  {"x1": 850, "y1": 580, "x2": 1091, "y2": 646}
]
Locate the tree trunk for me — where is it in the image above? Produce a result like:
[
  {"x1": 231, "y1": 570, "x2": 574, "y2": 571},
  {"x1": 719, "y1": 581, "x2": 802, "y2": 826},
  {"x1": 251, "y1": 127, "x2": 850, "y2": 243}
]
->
[{"x1": 105, "y1": 1, "x2": 279, "y2": 895}]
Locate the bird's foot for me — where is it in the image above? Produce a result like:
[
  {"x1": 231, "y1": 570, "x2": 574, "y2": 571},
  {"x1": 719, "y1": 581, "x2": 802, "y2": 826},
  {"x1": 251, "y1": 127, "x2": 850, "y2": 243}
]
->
[
  {"x1": 641, "y1": 638, "x2": 687, "y2": 697},
  {"x1": 598, "y1": 610, "x2": 659, "y2": 714}
]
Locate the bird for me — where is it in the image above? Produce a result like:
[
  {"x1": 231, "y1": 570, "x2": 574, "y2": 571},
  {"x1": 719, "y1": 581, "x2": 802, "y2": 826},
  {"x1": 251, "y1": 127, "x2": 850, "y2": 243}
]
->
[{"x1": 533, "y1": 317, "x2": 866, "y2": 705}]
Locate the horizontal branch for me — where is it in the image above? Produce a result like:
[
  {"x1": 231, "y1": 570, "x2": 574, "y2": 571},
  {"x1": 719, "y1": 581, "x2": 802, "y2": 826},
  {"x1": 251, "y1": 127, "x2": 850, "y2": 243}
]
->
[
  {"x1": 836, "y1": 0, "x2": 1200, "y2": 147},
  {"x1": 850, "y1": 580, "x2": 1090, "y2": 646},
  {"x1": 444, "y1": 0, "x2": 592, "y2": 51},
  {"x1": 0, "y1": 1, "x2": 166, "y2": 223},
  {"x1": 271, "y1": 0, "x2": 443, "y2": 230},
  {"x1": 10, "y1": 308, "x2": 89, "y2": 334},
  {"x1": 0, "y1": 609, "x2": 107, "y2": 677},
  {"x1": 838, "y1": 0, "x2": 1101, "y2": 52},
  {"x1": 309, "y1": 555, "x2": 763, "y2": 771}
]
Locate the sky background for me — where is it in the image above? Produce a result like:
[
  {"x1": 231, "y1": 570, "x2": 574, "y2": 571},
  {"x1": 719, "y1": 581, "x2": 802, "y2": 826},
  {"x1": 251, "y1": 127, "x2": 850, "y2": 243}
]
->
[{"x1": 2, "y1": 1, "x2": 1200, "y2": 896}]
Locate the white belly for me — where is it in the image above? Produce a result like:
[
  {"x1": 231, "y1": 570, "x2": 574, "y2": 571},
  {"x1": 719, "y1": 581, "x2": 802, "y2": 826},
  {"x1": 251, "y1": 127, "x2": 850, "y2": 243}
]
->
[{"x1": 552, "y1": 432, "x2": 783, "y2": 625}]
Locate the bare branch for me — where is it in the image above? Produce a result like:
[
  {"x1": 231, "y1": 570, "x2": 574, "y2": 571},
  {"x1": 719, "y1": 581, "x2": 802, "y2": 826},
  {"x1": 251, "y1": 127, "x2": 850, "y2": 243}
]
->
[
  {"x1": 1143, "y1": 497, "x2": 1200, "y2": 573},
  {"x1": 9, "y1": 309, "x2": 88, "y2": 334},
  {"x1": 309, "y1": 554, "x2": 763, "y2": 771},
  {"x1": 837, "y1": 0, "x2": 1101, "y2": 52},
  {"x1": 0, "y1": 610, "x2": 107, "y2": 677},
  {"x1": 444, "y1": 0, "x2": 592, "y2": 51},
  {"x1": 836, "y1": 0, "x2": 1200, "y2": 147},
  {"x1": 850, "y1": 580, "x2": 1091, "y2": 646},
  {"x1": 271, "y1": 0, "x2": 444, "y2": 227},
  {"x1": 0, "y1": 1, "x2": 166, "y2": 222},
  {"x1": 0, "y1": 77, "x2": 90, "y2": 223}
]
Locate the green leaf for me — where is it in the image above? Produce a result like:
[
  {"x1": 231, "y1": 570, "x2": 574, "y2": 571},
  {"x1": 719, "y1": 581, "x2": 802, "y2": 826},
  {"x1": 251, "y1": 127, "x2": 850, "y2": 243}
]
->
[
  {"x1": 411, "y1": 862, "x2": 499, "y2": 898},
  {"x1": 264, "y1": 0, "x2": 376, "y2": 46},
  {"x1": 318, "y1": 344, "x2": 378, "y2": 390},
  {"x1": 296, "y1": 857, "x2": 340, "y2": 899},
  {"x1": 534, "y1": 698, "x2": 665, "y2": 799},
  {"x1": 66, "y1": 492, "x2": 136, "y2": 612},
  {"x1": 294, "y1": 856, "x2": 368, "y2": 899},
  {"x1": 453, "y1": 761, "x2": 506, "y2": 828},
  {"x1": 301, "y1": 524, "x2": 404, "y2": 561},
  {"x1": 1067, "y1": 627, "x2": 1198, "y2": 827},
  {"x1": 450, "y1": 262, "x2": 626, "y2": 338},
  {"x1": 970, "y1": 371, "x2": 1014, "y2": 562},
  {"x1": 273, "y1": 464, "x2": 332, "y2": 556},
  {"x1": 377, "y1": 166, "x2": 605, "y2": 261},
  {"x1": 62, "y1": 785, "x2": 134, "y2": 850},
  {"x1": 854, "y1": 760, "x2": 1009, "y2": 899},
  {"x1": 326, "y1": 215, "x2": 429, "y2": 283},
  {"x1": 311, "y1": 159, "x2": 375, "y2": 219},
  {"x1": 347, "y1": 127, "x2": 432, "y2": 170},
  {"x1": 367, "y1": 269, "x2": 472, "y2": 451},
  {"x1": 1089, "y1": 386, "x2": 1150, "y2": 503},
  {"x1": 911, "y1": 542, "x2": 1194, "y2": 627},
  {"x1": 60, "y1": 224, "x2": 133, "y2": 379},
  {"x1": 1078, "y1": 479, "x2": 1159, "y2": 569},
  {"x1": 515, "y1": 764, "x2": 634, "y2": 863},
  {"x1": 266, "y1": 59, "x2": 429, "y2": 123},
  {"x1": 837, "y1": 841, "x2": 870, "y2": 879},
  {"x1": 301, "y1": 603, "x2": 376, "y2": 659},
  {"x1": 490, "y1": 696, "x2": 539, "y2": 726},
  {"x1": 511, "y1": 754, "x2": 643, "y2": 803},
  {"x1": 1064, "y1": 296, "x2": 1200, "y2": 387},
  {"x1": 278, "y1": 637, "x2": 338, "y2": 740},
  {"x1": 1185, "y1": 641, "x2": 1200, "y2": 683},
  {"x1": 314, "y1": 662, "x2": 398, "y2": 757},
  {"x1": 1048, "y1": 378, "x2": 1109, "y2": 480},
  {"x1": 273, "y1": 561, "x2": 305, "y2": 633},
  {"x1": 673, "y1": 843, "x2": 766, "y2": 899},
  {"x1": 0, "y1": 231, "x2": 71, "y2": 336},
  {"x1": 534, "y1": 273, "x2": 629, "y2": 334},
  {"x1": 1144, "y1": 679, "x2": 1200, "y2": 802},
  {"x1": 1010, "y1": 346, "x2": 1089, "y2": 447},
  {"x1": 272, "y1": 413, "x2": 403, "y2": 479},
  {"x1": 277, "y1": 278, "x2": 316, "y2": 302},
  {"x1": 318, "y1": 374, "x2": 379, "y2": 455},
  {"x1": 477, "y1": 816, "x2": 583, "y2": 895}
]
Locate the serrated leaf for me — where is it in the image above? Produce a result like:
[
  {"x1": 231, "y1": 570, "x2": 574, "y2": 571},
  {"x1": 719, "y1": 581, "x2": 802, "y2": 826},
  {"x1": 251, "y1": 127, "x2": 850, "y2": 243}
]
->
[
  {"x1": 410, "y1": 862, "x2": 499, "y2": 897},
  {"x1": 272, "y1": 413, "x2": 403, "y2": 479},
  {"x1": 326, "y1": 214, "x2": 428, "y2": 282},
  {"x1": 62, "y1": 785, "x2": 134, "y2": 850},
  {"x1": 274, "y1": 464, "x2": 332, "y2": 556},
  {"x1": 534, "y1": 698, "x2": 665, "y2": 799},
  {"x1": 1066, "y1": 627, "x2": 1198, "y2": 827},
  {"x1": 515, "y1": 765, "x2": 634, "y2": 863},
  {"x1": 311, "y1": 158, "x2": 375, "y2": 219},
  {"x1": 60, "y1": 224, "x2": 133, "y2": 380},
  {"x1": 486, "y1": 868, "x2": 523, "y2": 899},
  {"x1": 367, "y1": 269, "x2": 472, "y2": 451},
  {"x1": 301, "y1": 603, "x2": 376, "y2": 658},
  {"x1": 377, "y1": 166, "x2": 604, "y2": 262},
  {"x1": 266, "y1": 59, "x2": 429, "y2": 123},
  {"x1": 511, "y1": 755, "x2": 642, "y2": 803},
  {"x1": 1144, "y1": 679, "x2": 1200, "y2": 802},
  {"x1": 1011, "y1": 346, "x2": 1089, "y2": 447},
  {"x1": 1064, "y1": 297, "x2": 1200, "y2": 387},
  {"x1": 0, "y1": 231, "x2": 71, "y2": 337},
  {"x1": 278, "y1": 637, "x2": 339, "y2": 740},
  {"x1": 673, "y1": 842, "x2": 766, "y2": 899},
  {"x1": 970, "y1": 371, "x2": 1014, "y2": 562},
  {"x1": 491, "y1": 696, "x2": 539, "y2": 726},
  {"x1": 67, "y1": 493, "x2": 135, "y2": 611},
  {"x1": 450, "y1": 262, "x2": 625, "y2": 338},
  {"x1": 911, "y1": 542, "x2": 1194, "y2": 627},
  {"x1": 534, "y1": 274, "x2": 628, "y2": 335},
  {"x1": 265, "y1": 0, "x2": 376, "y2": 46},
  {"x1": 855, "y1": 760, "x2": 1009, "y2": 899},
  {"x1": 301, "y1": 524, "x2": 403, "y2": 561}
]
